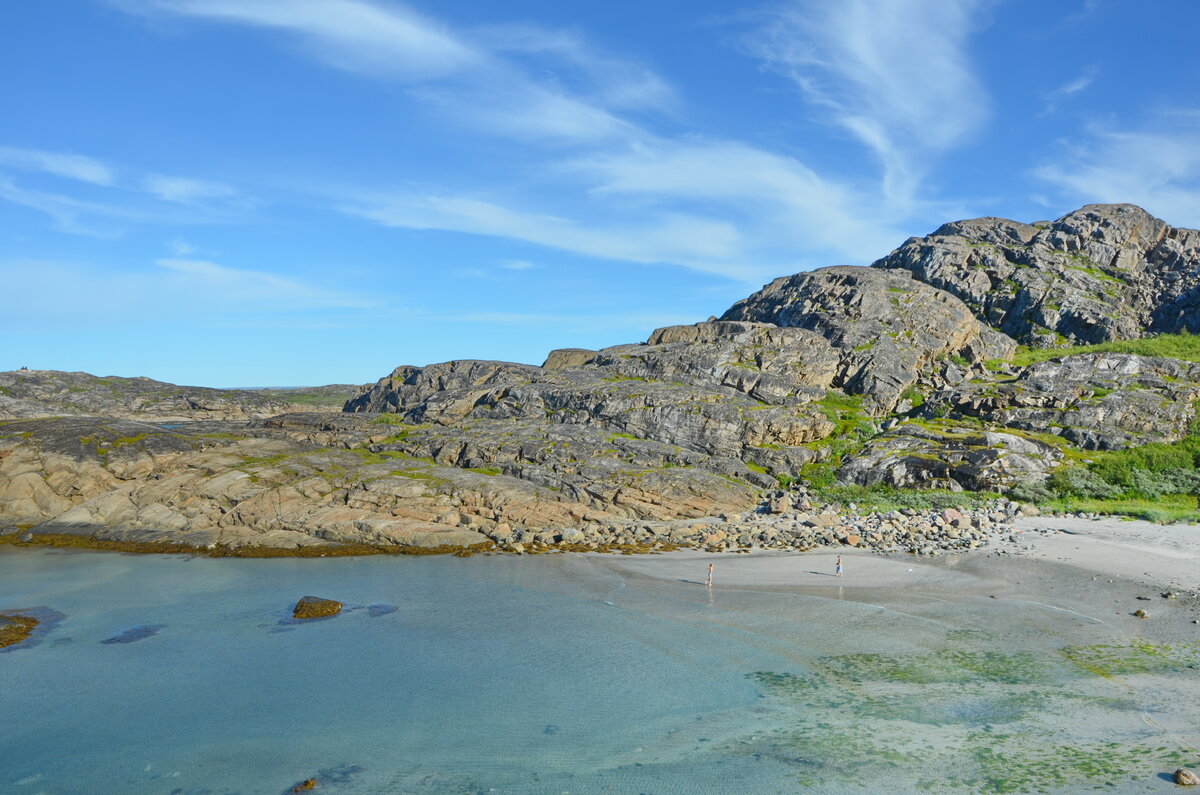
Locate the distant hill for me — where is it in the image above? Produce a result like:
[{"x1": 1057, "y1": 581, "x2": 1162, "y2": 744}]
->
[{"x1": 0, "y1": 370, "x2": 364, "y2": 421}]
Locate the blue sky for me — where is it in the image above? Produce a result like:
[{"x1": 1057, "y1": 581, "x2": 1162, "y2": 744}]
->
[{"x1": 3, "y1": 0, "x2": 1200, "y2": 387}]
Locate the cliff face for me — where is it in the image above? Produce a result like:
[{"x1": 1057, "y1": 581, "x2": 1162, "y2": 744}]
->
[{"x1": 4, "y1": 203, "x2": 1200, "y2": 551}]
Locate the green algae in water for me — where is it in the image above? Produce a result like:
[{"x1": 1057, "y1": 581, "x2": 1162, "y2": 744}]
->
[
  {"x1": 959, "y1": 735, "x2": 1193, "y2": 794},
  {"x1": 739, "y1": 703, "x2": 1193, "y2": 793},
  {"x1": 745, "y1": 639, "x2": 1200, "y2": 792},
  {"x1": 1060, "y1": 640, "x2": 1200, "y2": 677},
  {"x1": 822, "y1": 649, "x2": 1058, "y2": 685}
]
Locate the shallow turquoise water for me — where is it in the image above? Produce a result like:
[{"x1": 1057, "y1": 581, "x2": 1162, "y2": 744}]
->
[{"x1": 1, "y1": 547, "x2": 1197, "y2": 794}]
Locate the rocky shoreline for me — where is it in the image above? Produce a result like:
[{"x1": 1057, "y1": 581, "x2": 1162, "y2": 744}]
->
[
  {"x1": 481, "y1": 489, "x2": 1038, "y2": 555},
  {"x1": 2, "y1": 487, "x2": 1039, "y2": 559}
]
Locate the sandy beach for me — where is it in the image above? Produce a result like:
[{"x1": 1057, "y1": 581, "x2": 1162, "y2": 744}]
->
[{"x1": 601, "y1": 515, "x2": 1200, "y2": 641}]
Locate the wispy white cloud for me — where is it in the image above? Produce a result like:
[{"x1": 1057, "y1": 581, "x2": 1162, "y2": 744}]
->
[
  {"x1": 0, "y1": 143, "x2": 256, "y2": 234},
  {"x1": 351, "y1": 192, "x2": 752, "y2": 279},
  {"x1": 1042, "y1": 64, "x2": 1099, "y2": 115},
  {"x1": 348, "y1": 132, "x2": 928, "y2": 280},
  {"x1": 1034, "y1": 112, "x2": 1200, "y2": 223},
  {"x1": 569, "y1": 139, "x2": 901, "y2": 261},
  {"x1": 132, "y1": 0, "x2": 478, "y2": 80},
  {"x1": 155, "y1": 258, "x2": 372, "y2": 308},
  {"x1": 740, "y1": 0, "x2": 990, "y2": 203},
  {"x1": 0, "y1": 175, "x2": 134, "y2": 236},
  {"x1": 110, "y1": 0, "x2": 965, "y2": 282},
  {"x1": 170, "y1": 238, "x2": 198, "y2": 256},
  {"x1": 477, "y1": 23, "x2": 676, "y2": 112},
  {"x1": 0, "y1": 256, "x2": 372, "y2": 328},
  {"x1": 500, "y1": 259, "x2": 536, "y2": 271},
  {"x1": 0, "y1": 145, "x2": 116, "y2": 185},
  {"x1": 121, "y1": 0, "x2": 651, "y2": 146},
  {"x1": 144, "y1": 174, "x2": 238, "y2": 203}
]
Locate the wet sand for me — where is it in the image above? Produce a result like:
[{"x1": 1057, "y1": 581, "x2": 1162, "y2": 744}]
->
[{"x1": 601, "y1": 515, "x2": 1200, "y2": 639}]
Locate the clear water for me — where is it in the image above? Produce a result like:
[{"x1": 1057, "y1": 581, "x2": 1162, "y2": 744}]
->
[{"x1": 1, "y1": 547, "x2": 1197, "y2": 794}]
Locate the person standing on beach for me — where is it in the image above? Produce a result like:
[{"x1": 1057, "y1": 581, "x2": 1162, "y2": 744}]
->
[
  {"x1": 706, "y1": 562, "x2": 714, "y2": 588},
  {"x1": 835, "y1": 556, "x2": 843, "y2": 577}
]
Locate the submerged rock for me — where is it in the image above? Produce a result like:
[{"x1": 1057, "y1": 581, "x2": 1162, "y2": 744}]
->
[
  {"x1": 100, "y1": 624, "x2": 165, "y2": 644},
  {"x1": 292, "y1": 596, "x2": 343, "y2": 620},
  {"x1": 0, "y1": 613, "x2": 38, "y2": 649}
]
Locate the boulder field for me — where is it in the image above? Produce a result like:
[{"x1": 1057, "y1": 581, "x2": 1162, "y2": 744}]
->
[{"x1": 3, "y1": 203, "x2": 1200, "y2": 554}]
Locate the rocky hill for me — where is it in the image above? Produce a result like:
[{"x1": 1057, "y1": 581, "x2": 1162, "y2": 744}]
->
[
  {"x1": 4, "y1": 203, "x2": 1200, "y2": 553},
  {"x1": 0, "y1": 369, "x2": 363, "y2": 421}
]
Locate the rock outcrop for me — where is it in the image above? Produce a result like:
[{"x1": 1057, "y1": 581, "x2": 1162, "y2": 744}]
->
[
  {"x1": 721, "y1": 266, "x2": 1016, "y2": 410},
  {"x1": 838, "y1": 422, "x2": 1064, "y2": 492},
  {"x1": 4, "y1": 203, "x2": 1200, "y2": 552},
  {"x1": 926, "y1": 353, "x2": 1200, "y2": 450},
  {"x1": 875, "y1": 204, "x2": 1200, "y2": 346}
]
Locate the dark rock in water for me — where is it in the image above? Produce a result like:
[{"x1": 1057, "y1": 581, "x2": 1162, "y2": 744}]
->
[
  {"x1": 101, "y1": 624, "x2": 166, "y2": 644},
  {"x1": 367, "y1": 604, "x2": 398, "y2": 617},
  {"x1": 543, "y1": 724, "x2": 560, "y2": 735},
  {"x1": 0, "y1": 613, "x2": 39, "y2": 649},
  {"x1": 0, "y1": 607, "x2": 66, "y2": 652},
  {"x1": 293, "y1": 596, "x2": 343, "y2": 619}
]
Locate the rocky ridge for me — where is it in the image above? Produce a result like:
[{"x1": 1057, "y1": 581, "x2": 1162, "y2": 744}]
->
[
  {"x1": 875, "y1": 204, "x2": 1200, "y2": 346},
  {"x1": 3, "y1": 203, "x2": 1200, "y2": 553},
  {"x1": 0, "y1": 369, "x2": 363, "y2": 421}
]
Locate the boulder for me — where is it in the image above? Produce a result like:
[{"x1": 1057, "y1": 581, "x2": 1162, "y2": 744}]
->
[
  {"x1": 292, "y1": 597, "x2": 343, "y2": 620},
  {"x1": 1176, "y1": 768, "x2": 1200, "y2": 786}
]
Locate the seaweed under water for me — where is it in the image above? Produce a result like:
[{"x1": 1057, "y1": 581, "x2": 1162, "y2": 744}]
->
[{"x1": 745, "y1": 636, "x2": 1200, "y2": 793}]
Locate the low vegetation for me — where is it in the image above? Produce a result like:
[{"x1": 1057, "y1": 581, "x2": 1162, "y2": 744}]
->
[
  {"x1": 809, "y1": 484, "x2": 1002, "y2": 512},
  {"x1": 1010, "y1": 432, "x2": 1200, "y2": 522},
  {"x1": 1007, "y1": 331, "x2": 1200, "y2": 368}
]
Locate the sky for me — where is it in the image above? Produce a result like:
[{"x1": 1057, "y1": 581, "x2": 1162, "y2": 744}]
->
[{"x1": 3, "y1": 0, "x2": 1200, "y2": 387}]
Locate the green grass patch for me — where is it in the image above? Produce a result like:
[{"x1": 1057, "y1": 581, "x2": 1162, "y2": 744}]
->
[
  {"x1": 899, "y1": 385, "x2": 925, "y2": 407},
  {"x1": 1010, "y1": 331, "x2": 1200, "y2": 368},
  {"x1": 1042, "y1": 494, "x2": 1200, "y2": 523}
]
